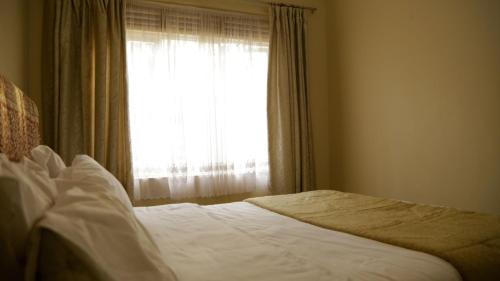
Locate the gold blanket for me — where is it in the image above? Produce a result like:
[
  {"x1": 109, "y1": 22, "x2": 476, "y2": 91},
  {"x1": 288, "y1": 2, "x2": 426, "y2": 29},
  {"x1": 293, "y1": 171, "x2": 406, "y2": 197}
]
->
[{"x1": 245, "y1": 190, "x2": 500, "y2": 281}]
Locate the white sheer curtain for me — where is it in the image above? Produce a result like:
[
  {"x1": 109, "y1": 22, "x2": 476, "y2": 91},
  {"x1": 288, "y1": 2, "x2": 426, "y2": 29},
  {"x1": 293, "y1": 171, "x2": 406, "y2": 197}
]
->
[{"x1": 126, "y1": 4, "x2": 270, "y2": 200}]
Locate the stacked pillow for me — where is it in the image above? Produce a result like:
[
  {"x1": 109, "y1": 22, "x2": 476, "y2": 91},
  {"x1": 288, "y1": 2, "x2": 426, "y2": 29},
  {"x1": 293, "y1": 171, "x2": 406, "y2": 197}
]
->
[
  {"x1": 30, "y1": 145, "x2": 67, "y2": 178},
  {"x1": 0, "y1": 146, "x2": 177, "y2": 281},
  {"x1": 55, "y1": 155, "x2": 133, "y2": 211},
  {"x1": 0, "y1": 154, "x2": 57, "y2": 280}
]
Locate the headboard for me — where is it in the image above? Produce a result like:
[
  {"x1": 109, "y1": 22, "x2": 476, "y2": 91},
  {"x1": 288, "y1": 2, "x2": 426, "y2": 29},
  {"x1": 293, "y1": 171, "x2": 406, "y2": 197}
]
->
[{"x1": 0, "y1": 74, "x2": 40, "y2": 161}]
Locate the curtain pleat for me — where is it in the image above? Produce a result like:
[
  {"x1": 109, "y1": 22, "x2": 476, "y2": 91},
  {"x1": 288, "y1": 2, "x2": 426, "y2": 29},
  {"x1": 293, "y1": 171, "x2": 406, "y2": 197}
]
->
[
  {"x1": 267, "y1": 5, "x2": 314, "y2": 194},
  {"x1": 43, "y1": 0, "x2": 132, "y2": 196}
]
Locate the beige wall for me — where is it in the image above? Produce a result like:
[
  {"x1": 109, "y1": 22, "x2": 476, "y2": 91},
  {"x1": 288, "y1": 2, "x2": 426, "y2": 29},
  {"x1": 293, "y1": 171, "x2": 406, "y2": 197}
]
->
[
  {"x1": 327, "y1": 0, "x2": 500, "y2": 214},
  {"x1": 0, "y1": 0, "x2": 42, "y2": 113},
  {"x1": 0, "y1": 0, "x2": 28, "y2": 90},
  {"x1": 27, "y1": 0, "x2": 44, "y2": 127}
]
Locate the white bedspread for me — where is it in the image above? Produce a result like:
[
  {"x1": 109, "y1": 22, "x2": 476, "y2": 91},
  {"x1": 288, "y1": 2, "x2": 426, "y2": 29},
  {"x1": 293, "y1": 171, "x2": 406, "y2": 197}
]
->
[{"x1": 134, "y1": 202, "x2": 462, "y2": 281}]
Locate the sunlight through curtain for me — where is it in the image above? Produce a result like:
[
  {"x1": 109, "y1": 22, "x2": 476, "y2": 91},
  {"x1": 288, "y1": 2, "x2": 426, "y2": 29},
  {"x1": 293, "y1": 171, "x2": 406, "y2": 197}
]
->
[{"x1": 126, "y1": 4, "x2": 270, "y2": 200}]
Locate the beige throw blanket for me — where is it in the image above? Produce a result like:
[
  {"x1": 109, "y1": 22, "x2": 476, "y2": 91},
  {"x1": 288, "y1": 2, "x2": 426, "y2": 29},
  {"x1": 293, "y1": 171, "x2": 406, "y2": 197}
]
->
[{"x1": 245, "y1": 190, "x2": 500, "y2": 281}]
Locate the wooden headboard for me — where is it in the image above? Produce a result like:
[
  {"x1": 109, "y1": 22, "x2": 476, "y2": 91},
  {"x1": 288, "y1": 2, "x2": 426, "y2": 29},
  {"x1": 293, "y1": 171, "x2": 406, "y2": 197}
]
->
[{"x1": 0, "y1": 74, "x2": 40, "y2": 161}]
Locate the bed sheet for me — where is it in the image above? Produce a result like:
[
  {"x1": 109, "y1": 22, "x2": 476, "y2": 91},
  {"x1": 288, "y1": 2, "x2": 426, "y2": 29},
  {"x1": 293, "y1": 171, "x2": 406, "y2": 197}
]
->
[{"x1": 134, "y1": 202, "x2": 461, "y2": 281}]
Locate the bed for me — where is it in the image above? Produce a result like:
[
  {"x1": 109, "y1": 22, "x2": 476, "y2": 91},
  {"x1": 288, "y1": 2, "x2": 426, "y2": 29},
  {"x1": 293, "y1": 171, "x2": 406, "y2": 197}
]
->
[{"x1": 1, "y1": 74, "x2": 499, "y2": 281}]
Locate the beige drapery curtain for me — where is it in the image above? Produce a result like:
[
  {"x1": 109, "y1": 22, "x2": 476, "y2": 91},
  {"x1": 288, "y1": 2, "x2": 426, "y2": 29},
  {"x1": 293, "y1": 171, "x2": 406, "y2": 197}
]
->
[
  {"x1": 267, "y1": 5, "x2": 314, "y2": 194},
  {"x1": 43, "y1": 0, "x2": 132, "y2": 193}
]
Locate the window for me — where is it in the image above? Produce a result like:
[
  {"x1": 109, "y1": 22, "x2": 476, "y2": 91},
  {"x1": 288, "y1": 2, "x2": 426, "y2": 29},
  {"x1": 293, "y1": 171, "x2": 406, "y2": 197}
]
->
[{"x1": 126, "y1": 5, "x2": 270, "y2": 200}]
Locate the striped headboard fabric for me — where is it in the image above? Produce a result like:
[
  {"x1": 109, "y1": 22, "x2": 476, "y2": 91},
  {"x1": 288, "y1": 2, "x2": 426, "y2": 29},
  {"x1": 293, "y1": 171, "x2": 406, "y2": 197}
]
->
[{"x1": 0, "y1": 74, "x2": 40, "y2": 161}]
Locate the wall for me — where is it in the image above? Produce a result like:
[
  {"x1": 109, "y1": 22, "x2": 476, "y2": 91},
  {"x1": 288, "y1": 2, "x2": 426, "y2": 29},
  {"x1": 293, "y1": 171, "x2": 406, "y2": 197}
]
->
[
  {"x1": 327, "y1": 0, "x2": 500, "y2": 214},
  {"x1": 0, "y1": 0, "x2": 28, "y2": 90},
  {"x1": 27, "y1": 0, "x2": 44, "y2": 128},
  {"x1": 0, "y1": 0, "x2": 42, "y2": 118}
]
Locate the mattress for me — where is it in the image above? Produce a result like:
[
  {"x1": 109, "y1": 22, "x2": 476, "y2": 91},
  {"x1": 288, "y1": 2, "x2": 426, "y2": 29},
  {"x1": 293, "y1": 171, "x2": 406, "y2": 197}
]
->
[{"x1": 134, "y1": 202, "x2": 461, "y2": 281}]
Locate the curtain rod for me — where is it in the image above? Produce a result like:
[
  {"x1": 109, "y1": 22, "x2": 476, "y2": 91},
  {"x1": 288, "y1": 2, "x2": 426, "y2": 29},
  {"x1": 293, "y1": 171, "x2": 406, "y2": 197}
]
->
[
  {"x1": 128, "y1": 0, "x2": 267, "y2": 16},
  {"x1": 262, "y1": 2, "x2": 317, "y2": 13},
  {"x1": 128, "y1": 0, "x2": 316, "y2": 15}
]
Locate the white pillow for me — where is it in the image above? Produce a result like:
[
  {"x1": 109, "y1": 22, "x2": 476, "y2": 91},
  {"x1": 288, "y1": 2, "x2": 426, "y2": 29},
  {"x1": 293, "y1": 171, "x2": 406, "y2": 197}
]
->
[
  {"x1": 0, "y1": 154, "x2": 57, "y2": 280},
  {"x1": 56, "y1": 155, "x2": 133, "y2": 210},
  {"x1": 27, "y1": 187, "x2": 177, "y2": 281},
  {"x1": 30, "y1": 145, "x2": 67, "y2": 178}
]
